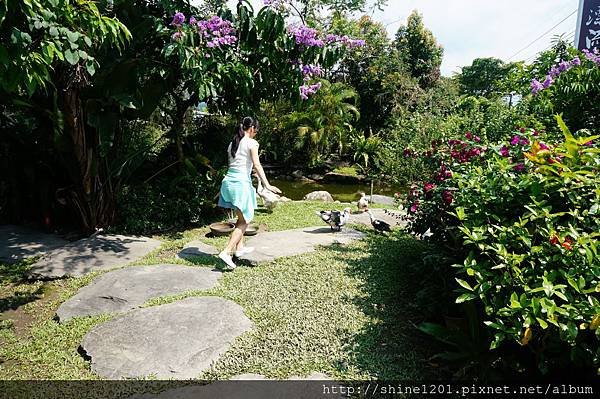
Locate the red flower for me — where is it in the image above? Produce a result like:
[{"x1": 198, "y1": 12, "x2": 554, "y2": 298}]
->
[
  {"x1": 520, "y1": 127, "x2": 526, "y2": 133},
  {"x1": 513, "y1": 163, "x2": 525, "y2": 172},
  {"x1": 442, "y1": 190, "x2": 453, "y2": 205},
  {"x1": 549, "y1": 235, "x2": 559, "y2": 246},
  {"x1": 561, "y1": 236, "x2": 574, "y2": 251},
  {"x1": 465, "y1": 132, "x2": 473, "y2": 140},
  {"x1": 410, "y1": 202, "x2": 420, "y2": 213}
]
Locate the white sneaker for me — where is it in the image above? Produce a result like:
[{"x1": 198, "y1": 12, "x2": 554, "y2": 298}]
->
[
  {"x1": 234, "y1": 247, "x2": 255, "y2": 257},
  {"x1": 218, "y1": 251, "x2": 236, "y2": 270}
]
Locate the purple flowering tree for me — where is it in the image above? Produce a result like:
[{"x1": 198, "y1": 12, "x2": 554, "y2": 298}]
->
[
  {"x1": 165, "y1": 2, "x2": 364, "y2": 114},
  {"x1": 517, "y1": 42, "x2": 600, "y2": 132}
]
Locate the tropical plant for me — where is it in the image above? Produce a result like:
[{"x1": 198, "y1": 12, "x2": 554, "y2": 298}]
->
[
  {"x1": 450, "y1": 117, "x2": 599, "y2": 375},
  {"x1": 351, "y1": 131, "x2": 381, "y2": 170},
  {"x1": 262, "y1": 81, "x2": 359, "y2": 167}
]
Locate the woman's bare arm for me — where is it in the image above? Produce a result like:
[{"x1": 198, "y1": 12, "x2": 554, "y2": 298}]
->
[{"x1": 250, "y1": 146, "x2": 281, "y2": 193}]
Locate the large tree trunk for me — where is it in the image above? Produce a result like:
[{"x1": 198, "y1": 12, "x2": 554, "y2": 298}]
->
[{"x1": 62, "y1": 88, "x2": 116, "y2": 233}]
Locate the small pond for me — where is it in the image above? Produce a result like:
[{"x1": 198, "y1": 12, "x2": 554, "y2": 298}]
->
[{"x1": 269, "y1": 178, "x2": 405, "y2": 203}]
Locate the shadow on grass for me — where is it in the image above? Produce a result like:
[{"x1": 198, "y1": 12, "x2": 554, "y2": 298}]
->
[
  {"x1": 185, "y1": 254, "x2": 236, "y2": 273},
  {"x1": 0, "y1": 259, "x2": 47, "y2": 315},
  {"x1": 327, "y1": 232, "x2": 451, "y2": 380},
  {"x1": 0, "y1": 259, "x2": 36, "y2": 285},
  {"x1": 0, "y1": 286, "x2": 45, "y2": 313}
]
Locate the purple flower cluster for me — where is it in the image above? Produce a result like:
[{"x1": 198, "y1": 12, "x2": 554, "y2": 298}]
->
[
  {"x1": 196, "y1": 16, "x2": 237, "y2": 48},
  {"x1": 583, "y1": 48, "x2": 600, "y2": 65},
  {"x1": 171, "y1": 31, "x2": 185, "y2": 41},
  {"x1": 288, "y1": 25, "x2": 366, "y2": 49},
  {"x1": 299, "y1": 82, "x2": 322, "y2": 100},
  {"x1": 325, "y1": 34, "x2": 366, "y2": 48},
  {"x1": 171, "y1": 12, "x2": 185, "y2": 27},
  {"x1": 170, "y1": 13, "x2": 237, "y2": 48},
  {"x1": 531, "y1": 56, "x2": 581, "y2": 95},
  {"x1": 288, "y1": 25, "x2": 324, "y2": 47},
  {"x1": 300, "y1": 64, "x2": 323, "y2": 81}
]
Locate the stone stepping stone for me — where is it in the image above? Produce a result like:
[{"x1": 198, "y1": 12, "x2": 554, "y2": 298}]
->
[
  {"x1": 28, "y1": 234, "x2": 162, "y2": 279},
  {"x1": 177, "y1": 240, "x2": 218, "y2": 260},
  {"x1": 239, "y1": 226, "x2": 365, "y2": 265},
  {"x1": 81, "y1": 297, "x2": 252, "y2": 380},
  {"x1": 56, "y1": 264, "x2": 222, "y2": 322},
  {"x1": 128, "y1": 373, "x2": 343, "y2": 399},
  {"x1": 0, "y1": 224, "x2": 68, "y2": 263}
]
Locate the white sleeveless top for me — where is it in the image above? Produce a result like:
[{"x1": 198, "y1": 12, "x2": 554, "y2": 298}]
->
[{"x1": 227, "y1": 136, "x2": 259, "y2": 174}]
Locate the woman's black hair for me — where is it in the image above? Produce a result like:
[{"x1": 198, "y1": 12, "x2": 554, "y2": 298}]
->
[{"x1": 230, "y1": 116, "x2": 259, "y2": 157}]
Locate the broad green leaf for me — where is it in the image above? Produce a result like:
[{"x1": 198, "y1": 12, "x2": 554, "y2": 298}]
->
[
  {"x1": 456, "y1": 293, "x2": 477, "y2": 303},
  {"x1": 64, "y1": 49, "x2": 78, "y2": 65},
  {"x1": 455, "y1": 278, "x2": 474, "y2": 291}
]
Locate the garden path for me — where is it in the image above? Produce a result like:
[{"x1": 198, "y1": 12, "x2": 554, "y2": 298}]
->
[{"x1": 2, "y1": 212, "x2": 393, "y2": 380}]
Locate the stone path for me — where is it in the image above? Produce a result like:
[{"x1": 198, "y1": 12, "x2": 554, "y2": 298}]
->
[
  {"x1": 0, "y1": 224, "x2": 68, "y2": 263},
  {"x1": 0, "y1": 219, "x2": 386, "y2": 381},
  {"x1": 239, "y1": 226, "x2": 365, "y2": 265},
  {"x1": 177, "y1": 240, "x2": 219, "y2": 260},
  {"x1": 81, "y1": 297, "x2": 253, "y2": 380},
  {"x1": 56, "y1": 265, "x2": 222, "y2": 322},
  {"x1": 28, "y1": 234, "x2": 162, "y2": 279}
]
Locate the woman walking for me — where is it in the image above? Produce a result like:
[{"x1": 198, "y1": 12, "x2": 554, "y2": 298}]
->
[{"x1": 217, "y1": 117, "x2": 281, "y2": 270}]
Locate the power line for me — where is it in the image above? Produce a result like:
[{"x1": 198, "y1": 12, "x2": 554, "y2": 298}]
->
[
  {"x1": 507, "y1": 9, "x2": 577, "y2": 61},
  {"x1": 384, "y1": 16, "x2": 405, "y2": 27},
  {"x1": 522, "y1": 30, "x2": 576, "y2": 63}
]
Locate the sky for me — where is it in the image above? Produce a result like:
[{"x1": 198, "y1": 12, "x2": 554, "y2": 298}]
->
[{"x1": 214, "y1": 0, "x2": 581, "y2": 76}]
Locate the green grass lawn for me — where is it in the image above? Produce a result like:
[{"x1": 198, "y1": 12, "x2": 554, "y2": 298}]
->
[{"x1": 0, "y1": 201, "x2": 440, "y2": 381}]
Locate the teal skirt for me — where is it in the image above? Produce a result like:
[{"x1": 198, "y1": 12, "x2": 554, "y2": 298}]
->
[{"x1": 218, "y1": 169, "x2": 257, "y2": 222}]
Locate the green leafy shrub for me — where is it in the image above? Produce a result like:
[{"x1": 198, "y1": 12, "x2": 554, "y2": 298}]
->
[
  {"x1": 115, "y1": 172, "x2": 221, "y2": 235},
  {"x1": 451, "y1": 117, "x2": 599, "y2": 375}
]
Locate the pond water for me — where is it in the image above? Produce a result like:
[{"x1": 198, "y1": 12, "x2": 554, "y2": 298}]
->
[{"x1": 269, "y1": 178, "x2": 405, "y2": 203}]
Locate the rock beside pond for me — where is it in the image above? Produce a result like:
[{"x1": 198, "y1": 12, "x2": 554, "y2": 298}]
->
[
  {"x1": 307, "y1": 174, "x2": 324, "y2": 181},
  {"x1": 303, "y1": 191, "x2": 334, "y2": 202},
  {"x1": 323, "y1": 172, "x2": 365, "y2": 184},
  {"x1": 366, "y1": 194, "x2": 396, "y2": 206}
]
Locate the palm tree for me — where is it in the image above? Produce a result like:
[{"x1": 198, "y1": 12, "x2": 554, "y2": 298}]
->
[
  {"x1": 352, "y1": 130, "x2": 382, "y2": 170},
  {"x1": 282, "y1": 81, "x2": 360, "y2": 166}
]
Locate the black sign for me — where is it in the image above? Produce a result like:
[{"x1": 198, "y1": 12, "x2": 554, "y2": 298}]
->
[{"x1": 576, "y1": 0, "x2": 600, "y2": 51}]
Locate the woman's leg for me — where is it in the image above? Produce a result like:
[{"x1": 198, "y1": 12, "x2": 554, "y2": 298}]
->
[{"x1": 224, "y1": 209, "x2": 247, "y2": 254}]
